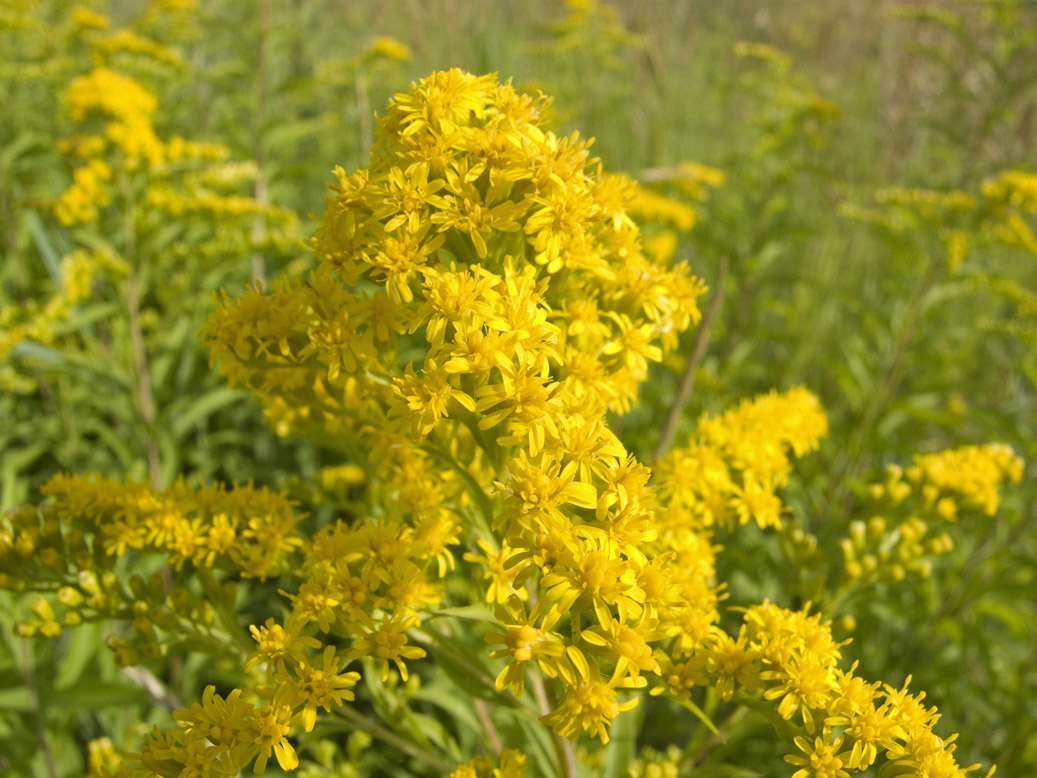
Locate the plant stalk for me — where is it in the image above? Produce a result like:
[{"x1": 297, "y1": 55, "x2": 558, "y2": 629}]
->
[{"x1": 654, "y1": 254, "x2": 729, "y2": 461}]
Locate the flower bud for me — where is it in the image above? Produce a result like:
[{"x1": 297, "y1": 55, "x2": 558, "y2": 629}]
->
[
  {"x1": 30, "y1": 596, "x2": 55, "y2": 621},
  {"x1": 57, "y1": 586, "x2": 84, "y2": 608},
  {"x1": 867, "y1": 516, "x2": 886, "y2": 539},
  {"x1": 79, "y1": 569, "x2": 100, "y2": 593}
]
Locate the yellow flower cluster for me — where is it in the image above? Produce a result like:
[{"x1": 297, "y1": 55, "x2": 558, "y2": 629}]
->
[
  {"x1": 671, "y1": 160, "x2": 726, "y2": 196},
  {"x1": 202, "y1": 68, "x2": 705, "y2": 746},
  {"x1": 623, "y1": 745, "x2": 681, "y2": 778},
  {"x1": 450, "y1": 749, "x2": 527, "y2": 778},
  {"x1": 205, "y1": 68, "x2": 704, "y2": 437},
  {"x1": 4, "y1": 1, "x2": 296, "y2": 413},
  {"x1": 982, "y1": 169, "x2": 1037, "y2": 213},
  {"x1": 72, "y1": 6, "x2": 110, "y2": 33},
  {"x1": 183, "y1": 160, "x2": 262, "y2": 189},
  {"x1": 265, "y1": 446, "x2": 473, "y2": 680},
  {"x1": 700, "y1": 602, "x2": 990, "y2": 778},
  {"x1": 133, "y1": 682, "x2": 340, "y2": 775},
  {"x1": 632, "y1": 159, "x2": 725, "y2": 235},
  {"x1": 0, "y1": 248, "x2": 128, "y2": 392},
  {"x1": 55, "y1": 59, "x2": 235, "y2": 224},
  {"x1": 647, "y1": 390, "x2": 828, "y2": 714},
  {"x1": 733, "y1": 40, "x2": 840, "y2": 153},
  {"x1": 3, "y1": 67, "x2": 1001, "y2": 778},
  {"x1": 839, "y1": 514, "x2": 949, "y2": 584},
  {"x1": 547, "y1": 0, "x2": 643, "y2": 71},
  {"x1": 54, "y1": 15, "x2": 257, "y2": 228},
  {"x1": 654, "y1": 387, "x2": 828, "y2": 530},
  {"x1": 845, "y1": 170, "x2": 1037, "y2": 268},
  {"x1": 874, "y1": 186, "x2": 977, "y2": 215},
  {"x1": 198, "y1": 83, "x2": 871, "y2": 755},
  {"x1": 146, "y1": 187, "x2": 292, "y2": 221},
  {"x1": 96, "y1": 28, "x2": 185, "y2": 66},
  {"x1": 54, "y1": 156, "x2": 113, "y2": 224},
  {"x1": 82, "y1": 737, "x2": 124, "y2": 778},
  {"x1": 0, "y1": 473, "x2": 305, "y2": 654},
  {"x1": 65, "y1": 66, "x2": 165, "y2": 170},
  {"x1": 840, "y1": 444, "x2": 1023, "y2": 584},
  {"x1": 362, "y1": 35, "x2": 412, "y2": 63},
  {"x1": 2, "y1": 463, "x2": 460, "y2": 777},
  {"x1": 906, "y1": 443, "x2": 1023, "y2": 517},
  {"x1": 627, "y1": 188, "x2": 697, "y2": 231}
]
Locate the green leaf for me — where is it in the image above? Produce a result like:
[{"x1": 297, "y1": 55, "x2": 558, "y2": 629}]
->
[
  {"x1": 837, "y1": 335, "x2": 874, "y2": 411},
  {"x1": 415, "y1": 627, "x2": 516, "y2": 706},
  {"x1": 163, "y1": 635, "x2": 241, "y2": 657},
  {"x1": 677, "y1": 696, "x2": 720, "y2": 737},
  {"x1": 974, "y1": 599, "x2": 1036, "y2": 640},
  {"x1": 68, "y1": 227, "x2": 118, "y2": 257},
  {"x1": 411, "y1": 683, "x2": 483, "y2": 738},
  {"x1": 48, "y1": 679, "x2": 147, "y2": 710},
  {"x1": 421, "y1": 443, "x2": 495, "y2": 537},
  {"x1": 407, "y1": 709, "x2": 463, "y2": 762},
  {"x1": 0, "y1": 686, "x2": 31, "y2": 712},
  {"x1": 62, "y1": 301, "x2": 122, "y2": 331},
  {"x1": 1, "y1": 443, "x2": 47, "y2": 510},
  {"x1": 0, "y1": 132, "x2": 40, "y2": 170},
  {"x1": 168, "y1": 387, "x2": 246, "y2": 440},
  {"x1": 76, "y1": 417, "x2": 140, "y2": 472},
  {"x1": 261, "y1": 117, "x2": 329, "y2": 155},
  {"x1": 684, "y1": 765, "x2": 763, "y2": 777},
  {"x1": 359, "y1": 656, "x2": 399, "y2": 725},
  {"x1": 499, "y1": 706, "x2": 557, "y2": 778},
  {"x1": 23, "y1": 209, "x2": 63, "y2": 283},
  {"x1": 8, "y1": 339, "x2": 65, "y2": 364},
  {"x1": 157, "y1": 426, "x2": 182, "y2": 487},
  {"x1": 143, "y1": 221, "x2": 185, "y2": 255}
]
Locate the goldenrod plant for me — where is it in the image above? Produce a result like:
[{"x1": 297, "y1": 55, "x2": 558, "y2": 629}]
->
[
  {"x1": 1, "y1": 2, "x2": 1034, "y2": 777},
  {"x1": 3, "y1": 69, "x2": 1023, "y2": 778},
  {"x1": 1, "y1": 0, "x2": 304, "y2": 507}
]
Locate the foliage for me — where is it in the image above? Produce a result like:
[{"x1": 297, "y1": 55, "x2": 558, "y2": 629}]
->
[{"x1": 0, "y1": 2, "x2": 1034, "y2": 778}]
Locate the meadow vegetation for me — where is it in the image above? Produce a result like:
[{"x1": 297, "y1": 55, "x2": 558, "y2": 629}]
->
[{"x1": 0, "y1": 2, "x2": 1034, "y2": 777}]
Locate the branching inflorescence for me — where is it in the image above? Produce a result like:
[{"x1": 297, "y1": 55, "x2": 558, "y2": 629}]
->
[{"x1": 1, "y1": 69, "x2": 1023, "y2": 778}]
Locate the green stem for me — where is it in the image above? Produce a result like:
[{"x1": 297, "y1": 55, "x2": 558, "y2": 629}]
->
[
  {"x1": 250, "y1": 0, "x2": 269, "y2": 285},
  {"x1": 475, "y1": 698, "x2": 503, "y2": 756},
  {"x1": 653, "y1": 254, "x2": 729, "y2": 462},
  {"x1": 120, "y1": 169, "x2": 160, "y2": 490},
  {"x1": 529, "y1": 668, "x2": 577, "y2": 778},
  {"x1": 820, "y1": 253, "x2": 944, "y2": 525},
  {"x1": 355, "y1": 66, "x2": 372, "y2": 156},
  {"x1": 19, "y1": 639, "x2": 59, "y2": 778},
  {"x1": 126, "y1": 273, "x2": 160, "y2": 489},
  {"x1": 682, "y1": 703, "x2": 749, "y2": 770}
]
